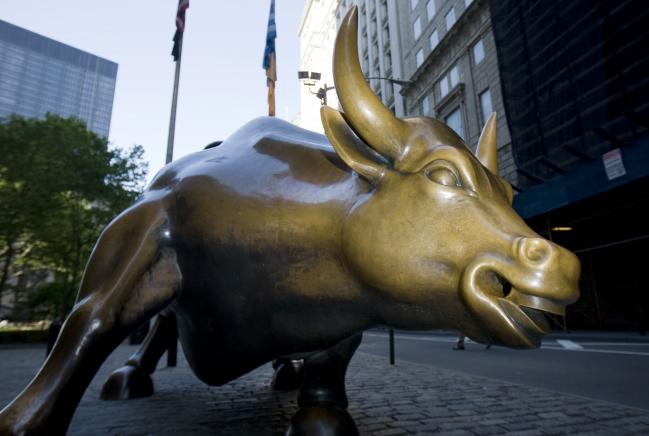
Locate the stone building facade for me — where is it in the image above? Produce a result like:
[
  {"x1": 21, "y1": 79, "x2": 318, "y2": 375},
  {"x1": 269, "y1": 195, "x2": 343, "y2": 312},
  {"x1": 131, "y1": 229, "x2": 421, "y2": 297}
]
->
[
  {"x1": 296, "y1": 0, "x2": 517, "y2": 188},
  {"x1": 295, "y1": 0, "x2": 340, "y2": 133},
  {"x1": 394, "y1": 0, "x2": 518, "y2": 186},
  {"x1": 335, "y1": 0, "x2": 406, "y2": 116},
  {"x1": 296, "y1": 0, "x2": 406, "y2": 133}
]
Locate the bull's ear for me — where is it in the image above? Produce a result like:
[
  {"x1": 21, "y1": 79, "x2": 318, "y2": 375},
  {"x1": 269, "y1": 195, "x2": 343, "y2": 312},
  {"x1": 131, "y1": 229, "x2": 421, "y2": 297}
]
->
[
  {"x1": 476, "y1": 112, "x2": 499, "y2": 175},
  {"x1": 321, "y1": 106, "x2": 388, "y2": 185},
  {"x1": 502, "y1": 180, "x2": 514, "y2": 205}
]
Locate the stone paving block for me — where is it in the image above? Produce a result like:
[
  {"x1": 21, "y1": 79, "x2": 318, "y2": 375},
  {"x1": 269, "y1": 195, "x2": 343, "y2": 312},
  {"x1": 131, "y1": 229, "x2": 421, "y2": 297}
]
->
[
  {"x1": 435, "y1": 430, "x2": 475, "y2": 436},
  {"x1": 373, "y1": 428, "x2": 408, "y2": 436},
  {"x1": 504, "y1": 430, "x2": 545, "y2": 436},
  {"x1": 502, "y1": 421, "x2": 537, "y2": 432},
  {"x1": 472, "y1": 425, "x2": 507, "y2": 435}
]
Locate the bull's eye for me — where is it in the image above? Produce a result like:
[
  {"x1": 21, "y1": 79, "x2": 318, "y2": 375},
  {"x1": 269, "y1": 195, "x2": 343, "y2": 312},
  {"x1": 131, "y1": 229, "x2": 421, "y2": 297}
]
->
[{"x1": 425, "y1": 163, "x2": 462, "y2": 188}]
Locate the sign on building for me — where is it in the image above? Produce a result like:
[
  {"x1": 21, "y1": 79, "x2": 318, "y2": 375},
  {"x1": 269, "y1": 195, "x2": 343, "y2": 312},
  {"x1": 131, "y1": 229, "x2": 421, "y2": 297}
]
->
[{"x1": 602, "y1": 148, "x2": 626, "y2": 180}]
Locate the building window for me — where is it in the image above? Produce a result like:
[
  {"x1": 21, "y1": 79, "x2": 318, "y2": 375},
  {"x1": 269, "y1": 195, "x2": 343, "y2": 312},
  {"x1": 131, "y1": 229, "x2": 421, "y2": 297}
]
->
[
  {"x1": 479, "y1": 88, "x2": 493, "y2": 126},
  {"x1": 413, "y1": 17, "x2": 422, "y2": 40},
  {"x1": 416, "y1": 48, "x2": 424, "y2": 67},
  {"x1": 449, "y1": 65, "x2": 459, "y2": 87},
  {"x1": 473, "y1": 39, "x2": 485, "y2": 64},
  {"x1": 445, "y1": 107, "x2": 464, "y2": 139},
  {"x1": 426, "y1": 0, "x2": 436, "y2": 20},
  {"x1": 411, "y1": 0, "x2": 418, "y2": 10},
  {"x1": 422, "y1": 96, "x2": 430, "y2": 115},
  {"x1": 430, "y1": 29, "x2": 439, "y2": 50},
  {"x1": 445, "y1": 8, "x2": 456, "y2": 30},
  {"x1": 439, "y1": 65, "x2": 460, "y2": 98},
  {"x1": 440, "y1": 77, "x2": 449, "y2": 97}
]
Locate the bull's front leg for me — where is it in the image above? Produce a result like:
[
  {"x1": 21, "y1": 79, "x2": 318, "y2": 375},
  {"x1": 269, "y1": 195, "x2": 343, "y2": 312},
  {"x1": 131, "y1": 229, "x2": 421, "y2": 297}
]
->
[
  {"x1": 0, "y1": 199, "x2": 182, "y2": 435},
  {"x1": 286, "y1": 333, "x2": 362, "y2": 436}
]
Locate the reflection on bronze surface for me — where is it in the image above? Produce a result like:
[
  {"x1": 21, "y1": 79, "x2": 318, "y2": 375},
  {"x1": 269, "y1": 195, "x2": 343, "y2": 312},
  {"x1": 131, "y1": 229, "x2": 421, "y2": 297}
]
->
[{"x1": 0, "y1": 7, "x2": 579, "y2": 435}]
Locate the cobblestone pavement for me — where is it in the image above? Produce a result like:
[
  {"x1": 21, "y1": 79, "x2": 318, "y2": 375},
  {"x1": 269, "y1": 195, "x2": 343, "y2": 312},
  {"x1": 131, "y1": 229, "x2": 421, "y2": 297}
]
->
[{"x1": 1, "y1": 343, "x2": 649, "y2": 435}]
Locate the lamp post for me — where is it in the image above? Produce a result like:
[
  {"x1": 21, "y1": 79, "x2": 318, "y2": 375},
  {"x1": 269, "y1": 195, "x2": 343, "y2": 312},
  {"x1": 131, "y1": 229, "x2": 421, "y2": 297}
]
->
[
  {"x1": 299, "y1": 71, "x2": 412, "y2": 107},
  {"x1": 364, "y1": 76, "x2": 413, "y2": 87},
  {"x1": 298, "y1": 70, "x2": 335, "y2": 106}
]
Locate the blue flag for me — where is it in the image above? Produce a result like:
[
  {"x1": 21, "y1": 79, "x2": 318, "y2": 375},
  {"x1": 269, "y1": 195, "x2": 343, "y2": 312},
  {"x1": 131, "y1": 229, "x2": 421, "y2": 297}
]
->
[{"x1": 262, "y1": 0, "x2": 277, "y2": 72}]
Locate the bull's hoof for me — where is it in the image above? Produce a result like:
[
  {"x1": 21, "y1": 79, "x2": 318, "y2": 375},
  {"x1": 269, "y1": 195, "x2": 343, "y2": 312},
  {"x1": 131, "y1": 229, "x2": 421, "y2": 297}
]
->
[
  {"x1": 286, "y1": 404, "x2": 359, "y2": 436},
  {"x1": 100, "y1": 365, "x2": 153, "y2": 400},
  {"x1": 271, "y1": 359, "x2": 304, "y2": 391}
]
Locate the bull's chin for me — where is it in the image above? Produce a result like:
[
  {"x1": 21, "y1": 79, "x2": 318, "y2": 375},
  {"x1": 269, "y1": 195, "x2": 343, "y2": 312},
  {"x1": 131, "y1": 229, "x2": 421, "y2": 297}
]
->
[
  {"x1": 459, "y1": 257, "x2": 562, "y2": 349},
  {"x1": 496, "y1": 293, "x2": 552, "y2": 348}
]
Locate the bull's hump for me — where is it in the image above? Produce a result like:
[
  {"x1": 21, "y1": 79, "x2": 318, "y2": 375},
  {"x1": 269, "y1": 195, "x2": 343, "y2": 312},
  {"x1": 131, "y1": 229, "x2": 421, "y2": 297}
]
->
[
  {"x1": 148, "y1": 118, "x2": 338, "y2": 191},
  {"x1": 227, "y1": 117, "x2": 332, "y2": 152},
  {"x1": 150, "y1": 117, "x2": 367, "y2": 208}
]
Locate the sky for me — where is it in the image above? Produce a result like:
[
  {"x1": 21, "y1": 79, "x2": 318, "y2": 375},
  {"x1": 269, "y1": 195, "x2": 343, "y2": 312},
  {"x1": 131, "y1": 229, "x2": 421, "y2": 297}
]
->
[{"x1": 1, "y1": 0, "x2": 305, "y2": 180}]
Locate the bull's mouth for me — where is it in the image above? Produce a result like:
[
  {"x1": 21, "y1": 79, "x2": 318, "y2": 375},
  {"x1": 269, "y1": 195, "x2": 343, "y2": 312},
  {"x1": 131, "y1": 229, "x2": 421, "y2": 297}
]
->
[
  {"x1": 462, "y1": 262, "x2": 575, "y2": 348},
  {"x1": 491, "y1": 274, "x2": 552, "y2": 336}
]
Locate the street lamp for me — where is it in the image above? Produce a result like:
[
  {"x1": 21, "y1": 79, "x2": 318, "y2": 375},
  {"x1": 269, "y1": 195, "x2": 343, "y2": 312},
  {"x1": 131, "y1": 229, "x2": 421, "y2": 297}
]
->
[
  {"x1": 364, "y1": 76, "x2": 413, "y2": 87},
  {"x1": 298, "y1": 71, "x2": 412, "y2": 106},
  {"x1": 298, "y1": 70, "x2": 334, "y2": 106}
]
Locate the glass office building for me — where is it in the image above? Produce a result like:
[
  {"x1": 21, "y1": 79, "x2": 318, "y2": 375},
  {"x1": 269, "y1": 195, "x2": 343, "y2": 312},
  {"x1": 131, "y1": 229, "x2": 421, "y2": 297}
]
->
[{"x1": 0, "y1": 20, "x2": 117, "y2": 138}]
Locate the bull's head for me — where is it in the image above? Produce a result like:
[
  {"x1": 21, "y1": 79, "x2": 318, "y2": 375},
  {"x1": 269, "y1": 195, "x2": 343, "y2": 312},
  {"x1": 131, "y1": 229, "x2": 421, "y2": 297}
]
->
[{"x1": 322, "y1": 8, "x2": 580, "y2": 348}]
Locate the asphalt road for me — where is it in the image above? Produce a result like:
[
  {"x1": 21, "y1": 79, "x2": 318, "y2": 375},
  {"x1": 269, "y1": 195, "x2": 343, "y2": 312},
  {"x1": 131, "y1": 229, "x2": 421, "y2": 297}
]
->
[{"x1": 360, "y1": 330, "x2": 649, "y2": 411}]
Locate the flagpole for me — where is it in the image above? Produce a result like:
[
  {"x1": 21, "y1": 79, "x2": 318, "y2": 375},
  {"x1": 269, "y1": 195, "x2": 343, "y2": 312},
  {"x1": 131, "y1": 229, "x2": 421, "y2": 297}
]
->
[
  {"x1": 268, "y1": 53, "x2": 276, "y2": 117},
  {"x1": 263, "y1": 0, "x2": 277, "y2": 118},
  {"x1": 166, "y1": 37, "x2": 183, "y2": 165}
]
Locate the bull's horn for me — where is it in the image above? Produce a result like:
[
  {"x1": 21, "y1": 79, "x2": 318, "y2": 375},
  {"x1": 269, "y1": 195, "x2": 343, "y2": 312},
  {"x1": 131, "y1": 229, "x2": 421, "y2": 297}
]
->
[
  {"x1": 476, "y1": 112, "x2": 498, "y2": 174},
  {"x1": 334, "y1": 7, "x2": 406, "y2": 162}
]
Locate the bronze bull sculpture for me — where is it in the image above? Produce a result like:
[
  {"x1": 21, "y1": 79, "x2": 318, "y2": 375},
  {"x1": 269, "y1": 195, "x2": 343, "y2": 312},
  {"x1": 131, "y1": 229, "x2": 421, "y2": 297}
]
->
[{"x1": 0, "y1": 8, "x2": 579, "y2": 435}]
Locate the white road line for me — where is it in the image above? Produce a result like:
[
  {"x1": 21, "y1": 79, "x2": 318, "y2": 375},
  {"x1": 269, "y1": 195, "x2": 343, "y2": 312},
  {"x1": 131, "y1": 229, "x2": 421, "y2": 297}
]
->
[
  {"x1": 364, "y1": 332, "x2": 454, "y2": 343},
  {"x1": 572, "y1": 342, "x2": 649, "y2": 347},
  {"x1": 556, "y1": 339, "x2": 583, "y2": 350}
]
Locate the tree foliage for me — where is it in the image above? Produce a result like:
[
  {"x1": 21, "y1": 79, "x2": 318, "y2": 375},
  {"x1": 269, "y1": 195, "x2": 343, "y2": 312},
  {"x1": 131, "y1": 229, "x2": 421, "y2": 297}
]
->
[{"x1": 0, "y1": 114, "x2": 148, "y2": 319}]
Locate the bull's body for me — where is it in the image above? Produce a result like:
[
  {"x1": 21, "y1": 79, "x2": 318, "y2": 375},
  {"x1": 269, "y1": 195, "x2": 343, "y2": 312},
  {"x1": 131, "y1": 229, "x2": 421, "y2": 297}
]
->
[
  {"x1": 164, "y1": 118, "x2": 375, "y2": 385},
  {"x1": 0, "y1": 8, "x2": 580, "y2": 435}
]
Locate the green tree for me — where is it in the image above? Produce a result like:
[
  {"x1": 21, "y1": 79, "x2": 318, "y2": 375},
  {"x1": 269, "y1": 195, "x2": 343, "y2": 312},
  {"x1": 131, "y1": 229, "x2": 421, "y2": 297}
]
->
[{"x1": 0, "y1": 114, "x2": 147, "y2": 318}]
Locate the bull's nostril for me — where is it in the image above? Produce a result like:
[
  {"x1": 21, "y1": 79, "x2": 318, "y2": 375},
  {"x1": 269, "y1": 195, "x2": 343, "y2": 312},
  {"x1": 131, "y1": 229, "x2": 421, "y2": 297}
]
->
[
  {"x1": 527, "y1": 246, "x2": 545, "y2": 262},
  {"x1": 520, "y1": 238, "x2": 552, "y2": 263}
]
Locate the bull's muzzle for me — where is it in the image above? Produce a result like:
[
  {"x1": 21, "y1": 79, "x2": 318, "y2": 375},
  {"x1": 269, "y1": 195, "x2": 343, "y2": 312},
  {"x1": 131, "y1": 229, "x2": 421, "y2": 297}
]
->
[{"x1": 460, "y1": 236, "x2": 580, "y2": 348}]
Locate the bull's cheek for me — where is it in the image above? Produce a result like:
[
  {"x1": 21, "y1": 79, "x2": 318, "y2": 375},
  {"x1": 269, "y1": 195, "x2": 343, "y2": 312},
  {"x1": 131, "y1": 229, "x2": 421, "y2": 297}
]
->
[
  {"x1": 343, "y1": 240, "x2": 459, "y2": 302},
  {"x1": 342, "y1": 222, "x2": 457, "y2": 297}
]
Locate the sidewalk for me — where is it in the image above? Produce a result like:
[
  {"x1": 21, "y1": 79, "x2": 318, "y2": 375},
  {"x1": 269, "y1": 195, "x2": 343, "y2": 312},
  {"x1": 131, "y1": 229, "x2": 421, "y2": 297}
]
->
[
  {"x1": 373, "y1": 327, "x2": 649, "y2": 344},
  {"x1": 1, "y1": 343, "x2": 649, "y2": 435}
]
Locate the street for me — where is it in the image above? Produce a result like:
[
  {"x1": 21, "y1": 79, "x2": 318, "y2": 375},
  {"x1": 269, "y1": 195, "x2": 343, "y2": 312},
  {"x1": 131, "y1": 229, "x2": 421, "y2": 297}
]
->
[
  {"x1": 361, "y1": 330, "x2": 649, "y2": 411},
  {"x1": 2, "y1": 338, "x2": 649, "y2": 434}
]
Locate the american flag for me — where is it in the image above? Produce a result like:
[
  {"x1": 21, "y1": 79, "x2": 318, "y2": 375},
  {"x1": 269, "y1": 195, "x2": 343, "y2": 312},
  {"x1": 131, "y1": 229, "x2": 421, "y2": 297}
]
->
[
  {"x1": 262, "y1": 0, "x2": 277, "y2": 116},
  {"x1": 172, "y1": 0, "x2": 190, "y2": 61}
]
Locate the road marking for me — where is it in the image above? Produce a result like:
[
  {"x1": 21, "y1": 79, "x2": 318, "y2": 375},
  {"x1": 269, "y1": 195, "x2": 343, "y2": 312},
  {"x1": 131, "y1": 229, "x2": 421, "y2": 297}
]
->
[
  {"x1": 547, "y1": 347, "x2": 649, "y2": 357},
  {"x1": 364, "y1": 332, "x2": 649, "y2": 357},
  {"x1": 556, "y1": 339, "x2": 583, "y2": 350},
  {"x1": 365, "y1": 332, "x2": 454, "y2": 343},
  {"x1": 573, "y1": 342, "x2": 649, "y2": 347}
]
